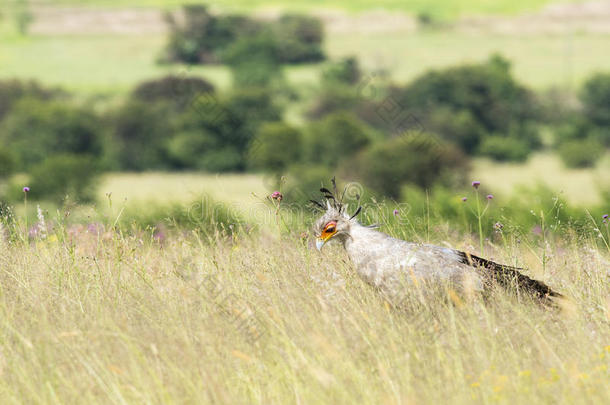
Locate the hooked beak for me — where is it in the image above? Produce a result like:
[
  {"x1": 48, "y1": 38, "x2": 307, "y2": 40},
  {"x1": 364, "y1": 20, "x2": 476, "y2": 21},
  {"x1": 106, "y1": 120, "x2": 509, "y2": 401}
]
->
[{"x1": 315, "y1": 231, "x2": 336, "y2": 251}]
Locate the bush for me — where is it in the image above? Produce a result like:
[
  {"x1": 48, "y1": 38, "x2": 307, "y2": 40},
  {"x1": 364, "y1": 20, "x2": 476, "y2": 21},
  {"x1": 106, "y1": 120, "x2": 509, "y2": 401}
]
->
[
  {"x1": 119, "y1": 195, "x2": 244, "y2": 236},
  {"x1": 478, "y1": 136, "x2": 530, "y2": 162},
  {"x1": 161, "y1": 6, "x2": 324, "y2": 65},
  {"x1": 304, "y1": 112, "x2": 372, "y2": 168},
  {"x1": 382, "y1": 55, "x2": 539, "y2": 153},
  {"x1": 274, "y1": 14, "x2": 325, "y2": 64},
  {"x1": 166, "y1": 130, "x2": 218, "y2": 169},
  {"x1": 322, "y1": 57, "x2": 361, "y2": 85},
  {"x1": 427, "y1": 108, "x2": 485, "y2": 153},
  {"x1": 0, "y1": 147, "x2": 14, "y2": 179},
  {"x1": 171, "y1": 86, "x2": 281, "y2": 172},
  {"x1": 131, "y1": 75, "x2": 214, "y2": 109},
  {"x1": 27, "y1": 154, "x2": 99, "y2": 203},
  {"x1": 558, "y1": 138, "x2": 604, "y2": 168},
  {"x1": 0, "y1": 98, "x2": 103, "y2": 170},
  {"x1": 108, "y1": 101, "x2": 173, "y2": 171},
  {"x1": 248, "y1": 122, "x2": 302, "y2": 172},
  {"x1": 161, "y1": 5, "x2": 262, "y2": 64},
  {"x1": 223, "y1": 31, "x2": 283, "y2": 87},
  {"x1": 306, "y1": 84, "x2": 362, "y2": 120},
  {"x1": 284, "y1": 164, "x2": 334, "y2": 204},
  {"x1": 581, "y1": 72, "x2": 610, "y2": 128},
  {"x1": 0, "y1": 79, "x2": 62, "y2": 122},
  {"x1": 199, "y1": 147, "x2": 242, "y2": 172},
  {"x1": 554, "y1": 117, "x2": 591, "y2": 144},
  {"x1": 354, "y1": 134, "x2": 468, "y2": 198}
]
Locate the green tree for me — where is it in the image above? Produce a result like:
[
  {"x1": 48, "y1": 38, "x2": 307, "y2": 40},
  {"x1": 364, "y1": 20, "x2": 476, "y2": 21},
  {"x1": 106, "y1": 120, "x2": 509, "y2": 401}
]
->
[
  {"x1": 248, "y1": 122, "x2": 302, "y2": 172},
  {"x1": 28, "y1": 154, "x2": 99, "y2": 203},
  {"x1": 274, "y1": 14, "x2": 325, "y2": 63},
  {"x1": 581, "y1": 72, "x2": 610, "y2": 128},
  {"x1": 383, "y1": 55, "x2": 539, "y2": 156},
  {"x1": 223, "y1": 31, "x2": 283, "y2": 87},
  {"x1": 0, "y1": 98, "x2": 103, "y2": 170},
  {"x1": 353, "y1": 135, "x2": 468, "y2": 198},
  {"x1": 0, "y1": 79, "x2": 62, "y2": 123},
  {"x1": 109, "y1": 101, "x2": 173, "y2": 170},
  {"x1": 558, "y1": 138, "x2": 604, "y2": 168},
  {"x1": 131, "y1": 75, "x2": 214, "y2": 110},
  {"x1": 304, "y1": 112, "x2": 372, "y2": 168}
]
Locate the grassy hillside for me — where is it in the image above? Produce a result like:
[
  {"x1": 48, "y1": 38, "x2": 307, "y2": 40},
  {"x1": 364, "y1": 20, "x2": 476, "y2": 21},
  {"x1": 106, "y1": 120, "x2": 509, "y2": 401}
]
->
[
  {"x1": 2, "y1": 30, "x2": 608, "y2": 96},
  {"x1": 98, "y1": 152, "x2": 609, "y2": 212},
  {"x1": 39, "y1": 0, "x2": 571, "y2": 18},
  {"x1": 0, "y1": 209, "x2": 608, "y2": 403}
]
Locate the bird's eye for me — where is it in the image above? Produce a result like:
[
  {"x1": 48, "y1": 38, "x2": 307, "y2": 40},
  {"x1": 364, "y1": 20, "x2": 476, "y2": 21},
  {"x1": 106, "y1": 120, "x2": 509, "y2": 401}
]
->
[{"x1": 323, "y1": 221, "x2": 337, "y2": 234}]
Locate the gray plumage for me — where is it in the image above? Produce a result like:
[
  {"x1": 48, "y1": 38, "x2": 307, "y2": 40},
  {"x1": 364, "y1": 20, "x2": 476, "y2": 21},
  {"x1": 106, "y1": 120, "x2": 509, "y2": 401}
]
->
[{"x1": 314, "y1": 202, "x2": 561, "y2": 303}]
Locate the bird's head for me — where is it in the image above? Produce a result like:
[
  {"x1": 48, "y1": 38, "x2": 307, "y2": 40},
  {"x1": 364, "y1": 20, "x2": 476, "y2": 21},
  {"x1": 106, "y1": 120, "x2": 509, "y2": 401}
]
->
[{"x1": 311, "y1": 178, "x2": 361, "y2": 251}]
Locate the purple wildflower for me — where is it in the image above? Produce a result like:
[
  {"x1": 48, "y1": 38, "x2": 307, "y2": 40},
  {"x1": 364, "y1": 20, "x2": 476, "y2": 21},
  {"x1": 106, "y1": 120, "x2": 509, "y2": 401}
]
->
[
  {"x1": 23, "y1": 186, "x2": 30, "y2": 193},
  {"x1": 461, "y1": 197, "x2": 467, "y2": 202},
  {"x1": 603, "y1": 214, "x2": 609, "y2": 220},
  {"x1": 494, "y1": 222, "x2": 503, "y2": 230},
  {"x1": 393, "y1": 209, "x2": 399, "y2": 216},
  {"x1": 471, "y1": 181, "x2": 481, "y2": 189},
  {"x1": 486, "y1": 194, "x2": 493, "y2": 200},
  {"x1": 270, "y1": 191, "x2": 283, "y2": 201},
  {"x1": 532, "y1": 225, "x2": 542, "y2": 236}
]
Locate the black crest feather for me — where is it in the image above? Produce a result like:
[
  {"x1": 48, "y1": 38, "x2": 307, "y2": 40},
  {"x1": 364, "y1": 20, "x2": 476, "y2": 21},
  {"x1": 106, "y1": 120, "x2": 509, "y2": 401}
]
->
[{"x1": 312, "y1": 177, "x2": 362, "y2": 221}]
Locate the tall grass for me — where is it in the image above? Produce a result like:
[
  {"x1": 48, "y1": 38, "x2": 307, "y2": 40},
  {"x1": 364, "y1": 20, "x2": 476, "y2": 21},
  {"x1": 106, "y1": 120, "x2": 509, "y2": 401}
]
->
[{"x1": 0, "y1": 198, "x2": 608, "y2": 404}]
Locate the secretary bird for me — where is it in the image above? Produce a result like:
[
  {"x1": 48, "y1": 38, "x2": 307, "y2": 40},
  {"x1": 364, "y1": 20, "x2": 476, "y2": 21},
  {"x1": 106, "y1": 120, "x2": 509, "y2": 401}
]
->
[{"x1": 311, "y1": 179, "x2": 562, "y2": 304}]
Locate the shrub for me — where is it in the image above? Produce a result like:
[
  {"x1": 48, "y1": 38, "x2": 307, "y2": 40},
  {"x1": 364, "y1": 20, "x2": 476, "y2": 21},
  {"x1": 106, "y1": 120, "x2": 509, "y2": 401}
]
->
[
  {"x1": 354, "y1": 134, "x2": 468, "y2": 198},
  {"x1": 581, "y1": 72, "x2": 610, "y2": 128},
  {"x1": 274, "y1": 14, "x2": 325, "y2": 63},
  {"x1": 173, "y1": 87, "x2": 281, "y2": 172},
  {"x1": 0, "y1": 147, "x2": 14, "y2": 179},
  {"x1": 382, "y1": 55, "x2": 539, "y2": 153},
  {"x1": 119, "y1": 195, "x2": 244, "y2": 236},
  {"x1": 27, "y1": 154, "x2": 99, "y2": 203},
  {"x1": 248, "y1": 122, "x2": 302, "y2": 172},
  {"x1": 0, "y1": 79, "x2": 62, "y2": 122},
  {"x1": 161, "y1": 6, "x2": 324, "y2": 66},
  {"x1": 558, "y1": 138, "x2": 604, "y2": 168},
  {"x1": 322, "y1": 57, "x2": 361, "y2": 85},
  {"x1": 0, "y1": 98, "x2": 103, "y2": 170},
  {"x1": 304, "y1": 112, "x2": 372, "y2": 168},
  {"x1": 166, "y1": 130, "x2": 218, "y2": 169},
  {"x1": 478, "y1": 136, "x2": 530, "y2": 162},
  {"x1": 427, "y1": 108, "x2": 485, "y2": 153},
  {"x1": 162, "y1": 5, "x2": 263, "y2": 64},
  {"x1": 306, "y1": 84, "x2": 362, "y2": 120},
  {"x1": 131, "y1": 75, "x2": 214, "y2": 109},
  {"x1": 199, "y1": 147, "x2": 242, "y2": 172},
  {"x1": 223, "y1": 31, "x2": 283, "y2": 87},
  {"x1": 284, "y1": 164, "x2": 334, "y2": 204},
  {"x1": 108, "y1": 101, "x2": 173, "y2": 171},
  {"x1": 554, "y1": 117, "x2": 590, "y2": 143}
]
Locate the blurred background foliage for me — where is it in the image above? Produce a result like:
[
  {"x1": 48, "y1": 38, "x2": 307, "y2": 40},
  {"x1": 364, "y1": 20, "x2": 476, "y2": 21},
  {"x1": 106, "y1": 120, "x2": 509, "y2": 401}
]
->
[{"x1": 0, "y1": 1, "x2": 608, "y2": 236}]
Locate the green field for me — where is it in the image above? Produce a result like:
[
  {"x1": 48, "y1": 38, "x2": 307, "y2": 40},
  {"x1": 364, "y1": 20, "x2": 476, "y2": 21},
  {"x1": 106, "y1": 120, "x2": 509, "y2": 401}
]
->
[
  {"x1": 1, "y1": 194, "x2": 609, "y2": 404},
  {"x1": 96, "y1": 152, "x2": 609, "y2": 218},
  {"x1": 2, "y1": 30, "x2": 609, "y2": 96},
  {"x1": 1, "y1": 0, "x2": 607, "y2": 96},
  {"x1": 35, "y1": 0, "x2": 571, "y2": 18}
]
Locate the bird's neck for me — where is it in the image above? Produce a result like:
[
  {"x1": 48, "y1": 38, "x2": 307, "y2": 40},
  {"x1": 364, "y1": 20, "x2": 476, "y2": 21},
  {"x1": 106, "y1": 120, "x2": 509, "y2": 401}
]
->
[{"x1": 342, "y1": 222, "x2": 383, "y2": 260}]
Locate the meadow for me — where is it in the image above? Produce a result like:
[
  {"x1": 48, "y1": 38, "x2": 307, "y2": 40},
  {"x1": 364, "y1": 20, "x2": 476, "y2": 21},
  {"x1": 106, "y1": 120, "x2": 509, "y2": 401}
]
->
[
  {"x1": 3, "y1": 28, "x2": 610, "y2": 96},
  {"x1": 1, "y1": 2, "x2": 609, "y2": 401},
  {"x1": 35, "y1": 0, "x2": 566, "y2": 17},
  {"x1": 0, "y1": 192, "x2": 608, "y2": 404}
]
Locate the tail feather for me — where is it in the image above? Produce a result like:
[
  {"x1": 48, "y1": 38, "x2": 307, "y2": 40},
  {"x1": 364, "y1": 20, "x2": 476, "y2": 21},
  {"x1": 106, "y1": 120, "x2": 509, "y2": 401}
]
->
[{"x1": 457, "y1": 251, "x2": 562, "y2": 301}]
